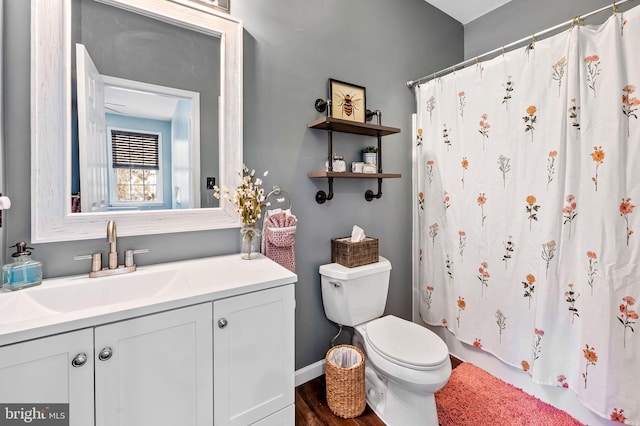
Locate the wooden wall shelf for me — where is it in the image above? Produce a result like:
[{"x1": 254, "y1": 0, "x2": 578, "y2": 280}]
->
[
  {"x1": 307, "y1": 115, "x2": 401, "y2": 203},
  {"x1": 307, "y1": 117, "x2": 400, "y2": 137},
  {"x1": 307, "y1": 172, "x2": 401, "y2": 179}
]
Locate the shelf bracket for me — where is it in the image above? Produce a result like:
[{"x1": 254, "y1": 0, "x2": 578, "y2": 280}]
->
[
  {"x1": 364, "y1": 134, "x2": 384, "y2": 201},
  {"x1": 315, "y1": 177, "x2": 334, "y2": 204},
  {"x1": 315, "y1": 130, "x2": 335, "y2": 204},
  {"x1": 364, "y1": 178, "x2": 383, "y2": 202}
]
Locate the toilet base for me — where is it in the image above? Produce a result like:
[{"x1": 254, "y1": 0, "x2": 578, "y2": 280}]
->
[{"x1": 364, "y1": 364, "x2": 440, "y2": 426}]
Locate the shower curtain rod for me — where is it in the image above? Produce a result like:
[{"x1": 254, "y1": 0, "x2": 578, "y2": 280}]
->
[{"x1": 406, "y1": 0, "x2": 635, "y2": 89}]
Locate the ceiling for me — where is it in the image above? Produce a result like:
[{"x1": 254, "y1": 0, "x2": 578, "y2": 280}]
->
[
  {"x1": 425, "y1": 0, "x2": 512, "y2": 25},
  {"x1": 104, "y1": 85, "x2": 180, "y2": 122}
]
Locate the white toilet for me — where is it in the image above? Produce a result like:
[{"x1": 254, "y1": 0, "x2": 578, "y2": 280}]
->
[{"x1": 320, "y1": 256, "x2": 451, "y2": 426}]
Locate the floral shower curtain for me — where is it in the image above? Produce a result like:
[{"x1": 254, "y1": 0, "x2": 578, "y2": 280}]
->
[{"x1": 415, "y1": 6, "x2": 639, "y2": 425}]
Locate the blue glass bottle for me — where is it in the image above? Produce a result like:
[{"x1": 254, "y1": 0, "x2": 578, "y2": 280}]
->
[{"x1": 2, "y1": 242, "x2": 43, "y2": 290}]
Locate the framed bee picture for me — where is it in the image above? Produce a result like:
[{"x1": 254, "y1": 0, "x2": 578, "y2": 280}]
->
[{"x1": 329, "y1": 79, "x2": 366, "y2": 123}]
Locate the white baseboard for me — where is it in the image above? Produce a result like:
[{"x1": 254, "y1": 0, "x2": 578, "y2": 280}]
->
[{"x1": 294, "y1": 359, "x2": 325, "y2": 387}]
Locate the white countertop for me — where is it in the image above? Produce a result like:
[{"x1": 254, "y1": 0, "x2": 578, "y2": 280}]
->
[{"x1": 0, "y1": 254, "x2": 297, "y2": 346}]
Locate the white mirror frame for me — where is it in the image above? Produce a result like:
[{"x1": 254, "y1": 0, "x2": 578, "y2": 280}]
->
[{"x1": 31, "y1": 0, "x2": 243, "y2": 243}]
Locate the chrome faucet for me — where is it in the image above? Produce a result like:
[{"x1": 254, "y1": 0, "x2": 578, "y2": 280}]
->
[
  {"x1": 107, "y1": 220, "x2": 118, "y2": 269},
  {"x1": 73, "y1": 220, "x2": 149, "y2": 278}
]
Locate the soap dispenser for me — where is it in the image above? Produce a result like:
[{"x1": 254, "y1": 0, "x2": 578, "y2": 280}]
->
[{"x1": 2, "y1": 242, "x2": 43, "y2": 290}]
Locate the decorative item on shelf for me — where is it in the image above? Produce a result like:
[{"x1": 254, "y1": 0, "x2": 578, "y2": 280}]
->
[
  {"x1": 361, "y1": 146, "x2": 378, "y2": 166},
  {"x1": 326, "y1": 153, "x2": 346, "y2": 172},
  {"x1": 213, "y1": 164, "x2": 268, "y2": 260},
  {"x1": 362, "y1": 164, "x2": 377, "y2": 174},
  {"x1": 351, "y1": 162, "x2": 365, "y2": 173},
  {"x1": 329, "y1": 79, "x2": 366, "y2": 123}
]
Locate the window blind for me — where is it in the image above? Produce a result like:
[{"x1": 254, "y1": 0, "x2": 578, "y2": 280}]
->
[{"x1": 111, "y1": 130, "x2": 159, "y2": 170}]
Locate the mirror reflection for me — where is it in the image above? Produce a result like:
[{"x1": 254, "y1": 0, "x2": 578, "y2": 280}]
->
[{"x1": 71, "y1": 0, "x2": 221, "y2": 213}]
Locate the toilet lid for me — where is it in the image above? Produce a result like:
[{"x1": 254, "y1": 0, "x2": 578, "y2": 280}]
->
[{"x1": 366, "y1": 316, "x2": 449, "y2": 369}]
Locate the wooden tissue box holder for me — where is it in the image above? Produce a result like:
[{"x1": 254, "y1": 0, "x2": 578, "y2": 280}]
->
[{"x1": 331, "y1": 237, "x2": 379, "y2": 268}]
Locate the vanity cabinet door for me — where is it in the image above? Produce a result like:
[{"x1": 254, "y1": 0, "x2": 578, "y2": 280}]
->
[
  {"x1": 0, "y1": 328, "x2": 94, "y2": 426},
  {"x1": 94, "y1": 303, "x2": 213, "y2": 426},
  {"x1": 213, "y1": 284, "x2": 295, "y2": 426},
  {"x1": 251, "y1": 405, "x2": 295, "y2": 426}
]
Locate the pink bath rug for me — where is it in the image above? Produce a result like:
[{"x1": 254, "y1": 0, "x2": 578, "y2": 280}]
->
[{"x1": 435, "y1": 362, "x2": 585, "y2": 426}]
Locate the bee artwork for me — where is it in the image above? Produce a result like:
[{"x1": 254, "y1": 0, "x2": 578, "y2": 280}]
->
[
  {"x1": 329, "y1": 79, "x2": 366, "y2": 123},
  {"x1": 335, "y1": 91, "x2": 362, "y2": 119}
]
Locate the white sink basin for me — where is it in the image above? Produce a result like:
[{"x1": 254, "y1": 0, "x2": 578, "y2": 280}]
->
[
  {"x1": 0, "y1": 291, "x2": 58, "y2": 325},
  {"x1": 25, "y1": 268, "x2": 187, "y2": 313}
]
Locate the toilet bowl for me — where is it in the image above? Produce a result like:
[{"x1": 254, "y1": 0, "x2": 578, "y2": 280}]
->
[
  {"x1": 354, "y1": 315, "x2": 451, "y2": 425},
  {"x1": 319, "y1": 257, "x2": 451, "y2": 426}
]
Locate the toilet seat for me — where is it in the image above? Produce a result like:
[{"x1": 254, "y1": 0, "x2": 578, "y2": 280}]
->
[{"x1": 365, "y1": 315, "x2": 449, "y2": 371}]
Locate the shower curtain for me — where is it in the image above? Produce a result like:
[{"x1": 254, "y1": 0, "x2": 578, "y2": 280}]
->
[{"x1": 415, "y1": 6, "x2": 639, "y2": 425}]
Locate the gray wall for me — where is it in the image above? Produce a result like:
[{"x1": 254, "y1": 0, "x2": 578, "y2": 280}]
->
[
  {"x1": 465, "y1": 0, "x2": 626, "y2": 60},
  {"x1": 3, "y1": 0, "x2": 462, "y2": 369}
]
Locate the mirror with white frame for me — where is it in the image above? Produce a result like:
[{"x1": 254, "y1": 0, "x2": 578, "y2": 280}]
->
[
  {"x1": 31, "y1": 0, "x2": 243, "y2": 243},
  {"x1": 0, "y1": 0, "x2": 5, "y2": 263}
]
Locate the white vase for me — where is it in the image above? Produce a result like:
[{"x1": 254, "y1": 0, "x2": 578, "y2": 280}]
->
[
  {"x1": 363, "y1": 152, "x2": 377, "y2": 165},
  {"x1": 240, "y1": 224, "x2": 261, "y2": 260}
]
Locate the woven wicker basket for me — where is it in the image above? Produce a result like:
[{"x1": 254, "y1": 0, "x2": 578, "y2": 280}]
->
[
  {"x1": 331, "y1": 237, "x2": 379, "y2": 268},
  {"x1": 325, "y1": 344, "x2": 366, "y2": 419}
]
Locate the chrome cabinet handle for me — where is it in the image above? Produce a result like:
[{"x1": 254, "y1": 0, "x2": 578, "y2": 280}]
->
[
  {"x1": 98, "y1": 347, "x2": 113, "y2": 361},
  {"x1": 71, "y1": 353, "x2": 87, "y2": 368},
  {"x1": 217, "y1": 318, "x2": 228, "y2": 329}
]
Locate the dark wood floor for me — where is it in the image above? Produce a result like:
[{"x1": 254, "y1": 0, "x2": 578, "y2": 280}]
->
[
  {"x1": 295, "y1": 356, "x2": 463, "y2": 425},
  {"x1": 295, "y1": 375, "x2": 384, "y2": 426}
]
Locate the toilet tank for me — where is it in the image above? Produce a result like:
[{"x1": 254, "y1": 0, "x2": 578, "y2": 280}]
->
[{"x1": 319, "y1": 256, "x2": 392, "y2": 326}]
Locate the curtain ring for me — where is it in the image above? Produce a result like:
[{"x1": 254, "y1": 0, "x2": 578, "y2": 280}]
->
[
  {"x1": 612, "y1": 2, "x2": 618, "y2": 15},
  {"x1": 502, "y1": 46, "x2": 506, "y2": 57},
  {"x1": 531, "y1": 34, "x2": 536, "y2": 45},
  {"x1": 571, "y1": 16, "x2": 582, "y2": 30}
]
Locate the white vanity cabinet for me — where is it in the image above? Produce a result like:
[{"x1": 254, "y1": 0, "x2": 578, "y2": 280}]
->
[
  {"x1": 95, "y1": 303, "x2": 213, "y2": 426},
  {"x1": 0, "y1": 303, "x2": 212, "y2": 426},
  {"x1": 214, "y1": 284, "x2": 295, "y2": 426},
  {"x1": 0, "y1": 255, "x2": 297, "y2": 426},
  {"x1": 0, "y1": 328, "x2": 95, "y2": 424}
]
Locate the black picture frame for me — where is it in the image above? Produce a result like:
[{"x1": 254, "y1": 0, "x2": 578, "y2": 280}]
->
[{"x1": 329, "y1": 79, "x2": 366, "y2": 123}]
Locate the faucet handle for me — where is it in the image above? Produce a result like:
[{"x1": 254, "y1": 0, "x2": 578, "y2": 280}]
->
[
  {"x1": 125, "y1": 249, "x2": 149, "y2": 267},
  {"x1": 74, "y1": 253, "x2": 102, "y2": 273}
]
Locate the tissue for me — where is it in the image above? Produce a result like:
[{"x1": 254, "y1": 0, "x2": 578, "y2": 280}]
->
[{"x1": 351, "y1": 225, "x2": 365, "y2": 242}]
